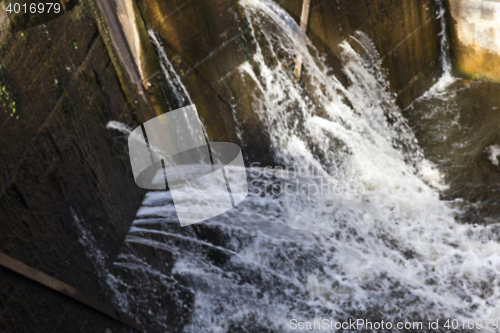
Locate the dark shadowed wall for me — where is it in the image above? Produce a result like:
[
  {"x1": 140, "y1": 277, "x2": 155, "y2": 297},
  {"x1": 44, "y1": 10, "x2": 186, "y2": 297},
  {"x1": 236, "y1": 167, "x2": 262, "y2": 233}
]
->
[{"x1": 0, "y1": 1, "x2": 156, "y2": 331}]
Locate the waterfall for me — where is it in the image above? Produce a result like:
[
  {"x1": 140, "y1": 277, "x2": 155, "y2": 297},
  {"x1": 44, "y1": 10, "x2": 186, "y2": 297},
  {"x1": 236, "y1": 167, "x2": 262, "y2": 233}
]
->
[
  {"x1": 149, "y1": 30, "x2": 193, "y2": 108},
  {"x1": 416, "y1": 0, "x2": 457, "y2": 98},
  {"x1": 436, "y1": 0, "x2": 452, "y2": 75},
  {"x1": 107, "y1": 1, "x2": 500, "y2": 331}
]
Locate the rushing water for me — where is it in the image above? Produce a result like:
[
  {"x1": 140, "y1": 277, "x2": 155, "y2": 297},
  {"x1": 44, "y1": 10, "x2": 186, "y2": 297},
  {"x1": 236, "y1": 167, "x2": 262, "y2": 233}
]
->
[
  {"x1": 106, "y1": 1, "x2": 500, "y2": 332},
  {"x1": 149, "y1": 30, "x2": 193, "y2": 109}
]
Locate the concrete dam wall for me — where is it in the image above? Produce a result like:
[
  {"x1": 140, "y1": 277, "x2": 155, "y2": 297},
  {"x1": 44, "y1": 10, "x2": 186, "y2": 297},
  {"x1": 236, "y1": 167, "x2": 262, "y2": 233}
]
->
[{"x1": 0, "y1": 1, "x2": 156, "y2": 331}]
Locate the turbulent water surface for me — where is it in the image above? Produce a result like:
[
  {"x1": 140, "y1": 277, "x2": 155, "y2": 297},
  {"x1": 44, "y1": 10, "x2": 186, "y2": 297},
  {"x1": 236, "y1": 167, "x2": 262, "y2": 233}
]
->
[{"x1": 106, "y1": 0, "x2": 500, "y2": 332}]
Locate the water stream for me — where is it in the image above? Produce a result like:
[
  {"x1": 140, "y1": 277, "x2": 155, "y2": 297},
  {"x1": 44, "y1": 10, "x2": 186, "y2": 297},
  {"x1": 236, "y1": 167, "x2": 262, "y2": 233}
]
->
[
  {"x1": 149, "y1": 30, "x2": 193, "y2": 109},
  {"x1": 106, "y1": 1, "x2": 500, "y2": 331}
]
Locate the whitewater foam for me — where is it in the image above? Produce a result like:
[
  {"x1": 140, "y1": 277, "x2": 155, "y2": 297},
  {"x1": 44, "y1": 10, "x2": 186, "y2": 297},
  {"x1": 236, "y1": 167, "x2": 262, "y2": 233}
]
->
[
  {"x1": 106, "y1": 1, "x2": 500, "y2": 331},
  {"x1": 486, "y1": 145, "x2": 500, "y2": 166}
]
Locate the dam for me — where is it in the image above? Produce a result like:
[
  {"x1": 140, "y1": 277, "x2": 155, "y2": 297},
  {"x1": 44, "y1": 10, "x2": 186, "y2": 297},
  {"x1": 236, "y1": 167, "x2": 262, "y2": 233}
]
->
[{"x1": 1, "y1": 0, "x2": 500, "y2": 332}]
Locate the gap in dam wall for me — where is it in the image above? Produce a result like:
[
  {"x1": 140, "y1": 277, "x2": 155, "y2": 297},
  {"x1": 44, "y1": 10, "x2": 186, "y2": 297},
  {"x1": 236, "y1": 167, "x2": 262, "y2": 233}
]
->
[{"x1": 0, "y1": 1, "x2": 157, "y2": 331}]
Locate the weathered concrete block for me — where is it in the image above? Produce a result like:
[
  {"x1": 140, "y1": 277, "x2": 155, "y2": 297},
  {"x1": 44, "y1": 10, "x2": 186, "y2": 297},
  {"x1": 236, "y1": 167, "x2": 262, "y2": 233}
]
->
[{"x1": 448, "y1": 0, "x2": 500, "y2": 81}]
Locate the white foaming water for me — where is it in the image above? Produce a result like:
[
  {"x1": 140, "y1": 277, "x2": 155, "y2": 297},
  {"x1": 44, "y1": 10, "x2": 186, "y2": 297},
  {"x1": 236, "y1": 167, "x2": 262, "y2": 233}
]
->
[
  {"x1": 107, "y1": 1, "x2": 500, "y2": 331},
  {"x1": 106, "y1": 120, "x2": 132, "y2": 134},
  {"x1": 486, "y1": 145, "x2": 500, "y2": 166}
]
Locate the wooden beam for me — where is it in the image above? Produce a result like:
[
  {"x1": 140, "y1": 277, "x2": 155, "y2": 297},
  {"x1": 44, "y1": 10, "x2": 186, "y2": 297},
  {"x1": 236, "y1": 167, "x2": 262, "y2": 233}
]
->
[
  {"x1": 294, "y1": 0, "x2": 311, "y2": 81},
  {"x1": 0, "y1": 252, "x2": 149, "y2": 332}
]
